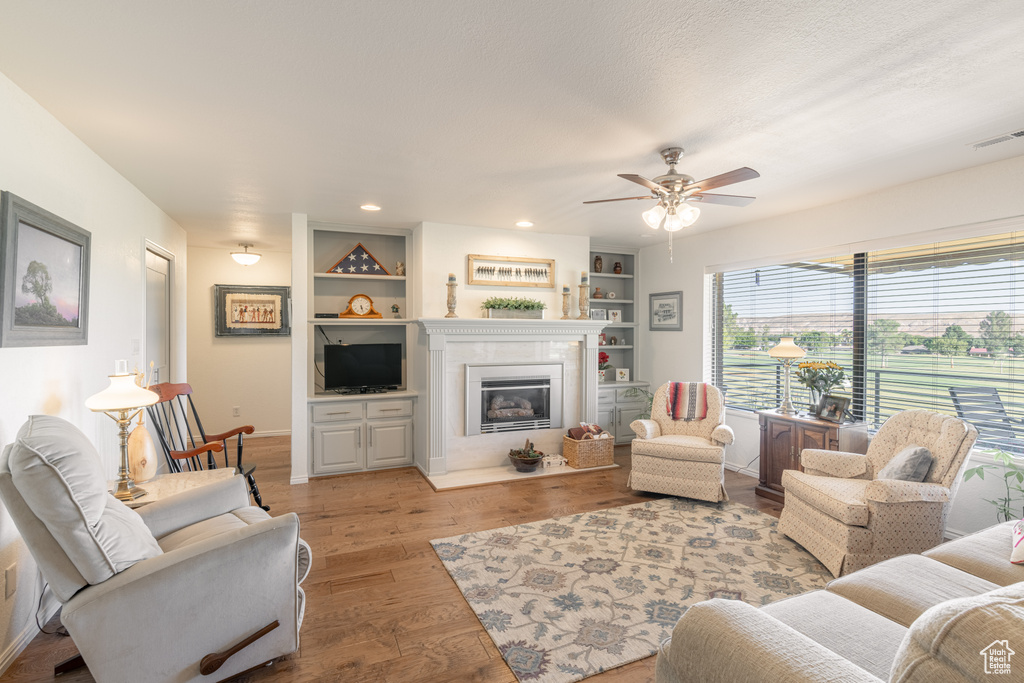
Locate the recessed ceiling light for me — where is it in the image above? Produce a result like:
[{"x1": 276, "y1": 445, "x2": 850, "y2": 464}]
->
[
  {"x1": 361, "y1": 204, "x2": 381, "y2": 211},
  {"x1": 515, "y1": 220, "x2": 534, "y2": 227}
]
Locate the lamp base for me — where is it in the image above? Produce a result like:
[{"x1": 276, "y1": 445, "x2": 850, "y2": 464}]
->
[{"x1": 112, "y1": 478, "x2": 147, "y2": 502}]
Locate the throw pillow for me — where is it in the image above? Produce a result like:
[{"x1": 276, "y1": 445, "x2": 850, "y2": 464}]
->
[{"x1": 877, "y1": 445, "x2": 934, "y2": 482}]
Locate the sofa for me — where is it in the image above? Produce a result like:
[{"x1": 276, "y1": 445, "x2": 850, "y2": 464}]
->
[{"x1": 655, "y1": 521, "x2": 1024, "y2": 682}]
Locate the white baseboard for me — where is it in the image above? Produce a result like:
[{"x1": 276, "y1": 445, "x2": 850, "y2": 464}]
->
[
  {"x1": 0, "y1": 592, "x2": 60, "y2": 676},
  {"x1": 251, "y1": 430, "x2": 290, "y2": 438},
  {"x1": 289, "y1": 475, "x2": 309, "y2": 485},
  {"x1": 724, "y1": 462, "x2": 759, "y2": 479}
]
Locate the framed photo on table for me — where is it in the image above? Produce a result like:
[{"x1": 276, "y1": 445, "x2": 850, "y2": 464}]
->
[
  {"x1": 0, "y1": 192, "x2": 91, "y2": 347},
  {"x1": 649, "y1": 291, "x2": 682, "y2": 331},
  {"x1": 608, "y1": 309, "x2": 622, "y2": 324},
  {"x1": 818, "y1": 394, "x2": 850, "y2": 423}
]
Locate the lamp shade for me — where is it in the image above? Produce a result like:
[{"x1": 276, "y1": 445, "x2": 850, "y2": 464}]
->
[
  {"x1": 231, "y1": 243, "x2": 261, "y2": 266},
  {"x1": 85, "y1": 374, "x2": 159, "y2": 412},
  {"x1": 642, "y1": 203, "x2": 666, "y2": 229},
  {"x1": 768, "y1": 336, "x2": 807, "y2": 360}
]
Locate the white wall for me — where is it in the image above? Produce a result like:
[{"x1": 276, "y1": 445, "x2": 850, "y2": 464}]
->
[
  {"x1": 639, "y1": 153, "x2": 1024, "y2": 536},
  {"x1": 186, "y1": 245, "x2": 291, "y2": 435},
  {"x1": 0, "y1": 71, "x2": 188, "y2": 670},
  {"x1": 413, "y1": 222, "x2": 591, "y2": 318}
]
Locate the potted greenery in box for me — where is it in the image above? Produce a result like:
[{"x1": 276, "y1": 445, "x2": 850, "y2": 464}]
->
[{"x1": 481, "y1": 296, "x2": 546, "y2": 319}]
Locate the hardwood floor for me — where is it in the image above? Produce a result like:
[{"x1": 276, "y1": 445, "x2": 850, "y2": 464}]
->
[{"x1": 3, "y1": 440, "x2": 781, "y2": 683}]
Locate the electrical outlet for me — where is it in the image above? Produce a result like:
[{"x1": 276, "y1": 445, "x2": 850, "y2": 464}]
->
[
  {"x1": 232, "y1": 406, "x2": 241, "y2": 417},
  {"x1": 5, "y1": 563, "x2": 16, "y2": 599}
]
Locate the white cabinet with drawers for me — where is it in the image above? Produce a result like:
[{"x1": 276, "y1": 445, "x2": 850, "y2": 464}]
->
[
  {"x1": 310, "y1": 395, "x2": 415, "y2": 475},
  {"x1": 597, "y1": 382, "x2": 651, "y2": 444}
]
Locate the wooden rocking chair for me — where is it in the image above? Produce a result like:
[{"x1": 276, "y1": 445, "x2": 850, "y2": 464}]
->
[{"x1": 147, "y1": 382, "x2": 268, "y2": 510}]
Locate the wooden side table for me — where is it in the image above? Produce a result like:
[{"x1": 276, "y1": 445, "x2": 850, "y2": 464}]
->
[
  {"x1": 756, "y1": 410, "x2": 869, "y2": 503},
  {"x1": 109, "y1": 469, "x2": 235, "y2": 509}
]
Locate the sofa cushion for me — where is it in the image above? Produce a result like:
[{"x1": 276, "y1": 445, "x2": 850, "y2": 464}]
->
[
  {"x1": 827, "y1": 554, "x2": 999, "y2": 627},
  {"x1": 781, "y1": 470, "x2": 871, "y2": 526},
  {"x1": 631, "y1": 435, "x2": 724, "y2": 463},
  {"x1": 762, "y1": 590, "x2": 907, "y2": 680},
  {"x1": 923, "y1": 521, "x2": 1024, "y2": 586},
  {"x1": 8, "y1": 415, "x2": 162, "y2": 585},
  {"x1": 158, "y1": 507, "x2": 311, "y2": 584},
  {"x1": 876, "y1": 445, "x2": 933, "y2": 482},
  {"x1": 890, "y1": 581, "x2": 1024, "y2": 682}
]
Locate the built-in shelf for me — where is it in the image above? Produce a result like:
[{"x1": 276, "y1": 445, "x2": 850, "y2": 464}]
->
[
  {"x1": 599, "y1": 344, "x2": 633, "y2": 349},
  {"x1": 602, "y1": 323, "x2": 639, "y2": 329},
  {"x1": 309, "y1": 318, "x2": 410, "y2": 325},
  {"x1": 313, "y1": 273, "x2": 406, "y2": 281},
  {"x1": 309, "y1": 389, "x2": 419, "y2": 403},
  {"x1": 590, "y1": 299, "x2": 634, "y2": 304},
  {"x1": 589, "y1": 272, "x2": 634, "y2": 279}
]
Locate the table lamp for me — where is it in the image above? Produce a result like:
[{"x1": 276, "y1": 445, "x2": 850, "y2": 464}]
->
[
  {"x1": 768, "y1": 337, "x2": 806, "y2": 415},
  {"x1": 85, "y1": 360, "x2": 159, "y2": 501}
]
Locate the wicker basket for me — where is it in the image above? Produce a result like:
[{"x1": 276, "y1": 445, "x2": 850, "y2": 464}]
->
[{"x1": 562, "y1": 434, "x2": 614, "y2": 469}]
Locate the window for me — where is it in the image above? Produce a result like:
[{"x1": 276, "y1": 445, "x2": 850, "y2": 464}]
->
[{"x1": 711, "y1": 231, "x2": 1024, "y2": 450}]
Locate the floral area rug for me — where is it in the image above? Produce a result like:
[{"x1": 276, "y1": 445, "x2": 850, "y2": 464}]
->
[{"x1": 431, "y1": 498, "x2": 831, "y2": 683}]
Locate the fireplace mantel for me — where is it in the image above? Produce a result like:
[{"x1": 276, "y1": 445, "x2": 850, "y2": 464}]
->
[{"x1": 417, "y1": 318, "x2": 607, "y2": 476}]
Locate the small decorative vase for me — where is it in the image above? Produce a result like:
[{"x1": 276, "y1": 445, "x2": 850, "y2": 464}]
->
[
  {"x1": 127, "y1": 422, "x2": 158, "y2": 483},
  {"x1": 594, "y1": 255, "x2": 603, "y2": 273},
  {"x1": 613, "y1": 262, "x2": 622, "y2": 274},
  {"x1": 600, "y1": 366, "x2": 614, "y2": 382},
  {"x1": 598, "y1": 369, "x2": 607, "y2": 382},
  {"x1": 593, "y1": 287, "x2": 604, "y2": 299},
  {"x1": 808, "y1": 389, "x2": 822, "y2": 413}
]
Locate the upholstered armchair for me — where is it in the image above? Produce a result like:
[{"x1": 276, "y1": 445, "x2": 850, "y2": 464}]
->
[
  {"x1": 778, "y1": 409, "x2": 978, "y2": 577},
  {"x1": 628, "y1": 382, "x2": 734, "y2": 503},
  {"x1": 0, "y1": 415, "x2": 310, "y2": 683}
]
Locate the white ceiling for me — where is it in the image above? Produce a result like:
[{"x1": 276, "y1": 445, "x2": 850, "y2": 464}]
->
[{"x1": 1, "y1": 1, "x2": 1024, "y2": 252}]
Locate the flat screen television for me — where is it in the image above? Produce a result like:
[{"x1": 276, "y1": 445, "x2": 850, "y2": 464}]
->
[{"x1": 324, "y1": 343, "x2": 402, "y2": 392}]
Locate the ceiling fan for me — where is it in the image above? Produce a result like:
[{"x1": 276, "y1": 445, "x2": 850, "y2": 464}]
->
[{"x1": 585, "y1": 147, "x2": 760, "y2": 240}]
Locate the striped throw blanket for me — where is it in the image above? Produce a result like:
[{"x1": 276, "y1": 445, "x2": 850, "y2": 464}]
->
[{"x1": 666, "y1": 382, "x2": 708, "y2": 421}]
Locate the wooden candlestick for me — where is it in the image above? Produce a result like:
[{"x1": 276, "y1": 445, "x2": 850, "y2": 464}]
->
[
  {"x1": 446, "y1": 281, "x2": 458, "y2": 318},
  {"x1": 577, "y1": 284, "x2": 589, "y2": 320},
  {"x1": 561, "y1": 291, "x2": 570, "y2": 320}
]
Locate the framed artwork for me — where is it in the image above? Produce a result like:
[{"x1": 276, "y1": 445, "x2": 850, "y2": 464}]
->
[
  {"x1": 598, "y1": 332, "x2": 606, "y2": 345},
  {"x1": 214, "y1": 284, "x2": 291, "y2": 337},
  {"x1": 0, "y1": 192, "x2": 91, "y2": 347},
  {"x1": 616, "y1": 368, "x2": 630, "y2": 382},
  {"x1": 649, "y1": 291, "x2": 682, "y2": 331},
  {"x1": 466, "y1": 254, "x2": 555, "y2": 288},
  {"x1": 589, "y1": 308, "x2": 607, "y2": 321},
  {"x1": 818, "y1": 394, "x2": 850, "y2": 423},
  {"x1": 609, "y1": 309, "x2": 622, "y2": 324}
]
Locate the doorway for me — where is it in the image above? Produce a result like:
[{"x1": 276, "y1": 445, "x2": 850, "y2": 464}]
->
[{"x1": 145, "y1": 246, "x2": 172, "y2": 385}]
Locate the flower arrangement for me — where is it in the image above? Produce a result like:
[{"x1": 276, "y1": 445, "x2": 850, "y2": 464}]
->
[
  {"x1": 480, "y1": 296, "x2": 546, "y2": 310},
  {"x1": 598, "y1": 351, "x2": 612, "y2": 370},
  {"x1": 795, "y1": 360, "x2": 847, "y2": 394}
]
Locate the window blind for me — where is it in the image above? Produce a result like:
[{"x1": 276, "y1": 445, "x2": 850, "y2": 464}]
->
[
  {"x1": 863, "y1": 233, "x2": 1024, "y2": 439},
  {"x1": 715, "y1": 256, "x2": 854, "y2": 412}
]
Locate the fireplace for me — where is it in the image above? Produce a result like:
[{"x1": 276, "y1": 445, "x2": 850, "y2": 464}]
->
[{"x1": 466, "y1": 363, "x2": 563, "y2": 436}]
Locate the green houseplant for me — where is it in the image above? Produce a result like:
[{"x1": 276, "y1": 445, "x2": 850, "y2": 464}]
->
[
  {"x1": 962, "y1": 449, "x2": 1024, "y2": 523},
  {"x1": 508, "y1": 438, "x2": 545, "y2": 472},
  {"x1": 481, "y1": 296, "x2": 546, "y2": 319}
]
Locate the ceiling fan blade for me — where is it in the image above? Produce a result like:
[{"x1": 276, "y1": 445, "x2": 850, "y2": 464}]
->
[
  {"x1": 683, "y1": 167, "x2": 759, "y2": 193},
  {"x1": 583, "y1": 195, "x2": 652, "y2": 204},
  {"x1": 690, "y1": 193, "x2": 756, "y2": 207},
  {"x1": 617, "y1": 174, "x2": 668, "y2": 195}
]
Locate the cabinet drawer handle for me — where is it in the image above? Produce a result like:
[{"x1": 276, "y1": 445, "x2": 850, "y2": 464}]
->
[
  {"x1": 369, "y1": 428, "x2": 373, "y2": 447},
  {"x1": 357, "y1": 429, "x2": 361, "y2": 448},
  {"x1": 326, "y1": 411, "x2": 351, "y2": 416},
  {"x1": 378, "y1": 408, "x2": 403, "y2": 412}
]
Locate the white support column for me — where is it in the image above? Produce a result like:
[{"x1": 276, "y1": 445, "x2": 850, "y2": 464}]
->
[
  {"x1": 289, "y1": 212, "x2": 310, "y2": 485},
  {"x1": 583, "y1": 330, "x2": 601, "y2": 423},
  {"x1": 426, "y1": 332, "x2": 448, "y2": 475}
]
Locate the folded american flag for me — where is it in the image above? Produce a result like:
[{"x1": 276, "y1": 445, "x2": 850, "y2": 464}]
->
[{"x1": 667, "y1": 382, "x2": 708, "y2": 421}]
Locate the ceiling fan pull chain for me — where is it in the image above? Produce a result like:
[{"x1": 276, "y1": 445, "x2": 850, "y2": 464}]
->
[{"x1": 669, "y1": 230, "x2": 673, "y2": 263}]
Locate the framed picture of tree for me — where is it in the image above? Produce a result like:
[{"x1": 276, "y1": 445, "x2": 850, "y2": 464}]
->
[{"x1": 0, "y1": 192, "x2": 91, "y2": 347}]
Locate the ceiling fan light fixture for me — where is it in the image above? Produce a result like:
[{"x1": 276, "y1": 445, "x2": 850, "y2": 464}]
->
[
  {"x1": 663, "y1": 206, "x2": 683, "y2": 232},
  {"x1": 678, "y1": 203, "x2": 701, "y2": 227},
  {"x1": 231, "y1": 243, "x2": 261, "y2": 266},
  {"x1": 641, "y1": 203, "x2": 666, "y2": 229}
]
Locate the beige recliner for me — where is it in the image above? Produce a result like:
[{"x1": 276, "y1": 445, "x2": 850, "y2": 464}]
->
[
  {"x1": 779, "y1": 409, "x2": 978, "y2": 577},
  {"x1": 628, "y1": 382, "x2": 734, "y2": 503},
  {"x1": 0, "y1": 415, "x2": 310, "y2": 683}
]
